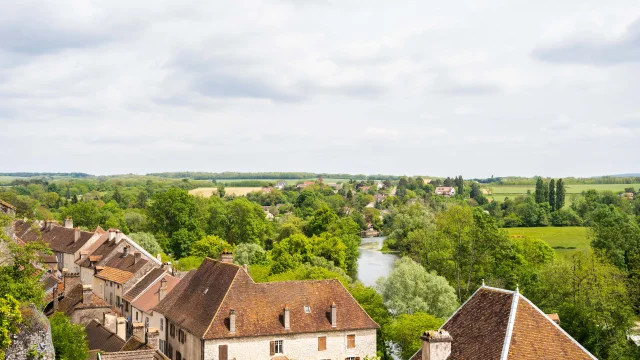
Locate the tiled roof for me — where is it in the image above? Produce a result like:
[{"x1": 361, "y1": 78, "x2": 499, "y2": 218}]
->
[
  {"x1": 40, "y1": 254, "x2": 58, "y2": 263},
  {"x1": 130, "y1": 273, "x2": 180, "y2": 313},
  {"x1": 57, "y1": 284, "x2": 110, "y2": 316},
  {"x1": 122, "y1": 268, "x2": 166, "y2": 303},
  {"x1": 120, "y1": 335, "x2": 151, "y2": 351},
  {"x1": 89, "y1": 255, "x2": 103, "y2": 262},
  {"x1": 0, "y1": 199, "x2": 16, "y2": 209},
  {"x1": 154, "y1": 258, "x2": 378, "y2": 340},
  {"x1": 76, "y1": 235, "x2": 120, "y2": 268},
  {"x1": 98, "y1": 350, "x2": 168, "y2": 360},
  {"x1": 84, "y1": 319, "x2": 125, "y2": 352},
  {"x1": 13, "y1": 220, "x2": 98, "y2": 254},
  {"x1": 409, "y1": 286, "x2": 596, "y2": 360},
  {"x1": 103, "y1": 250, "x2": 149, "y2": 273},
  {"x1": 95, "y1": 267, "x2": 134, "y2": 284}
]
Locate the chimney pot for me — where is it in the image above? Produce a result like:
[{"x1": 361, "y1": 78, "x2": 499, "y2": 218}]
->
[
  {"x1": 109, "y1": 230, "x2": 116, "y2": 241},
  {"x1": 132, "y1": 322, "x2": 145, "y2": 340},
  {"x1": 284, "y1": 305, "x2": 290, "y2": 330},
  {"x1": 74, "y1": 227, "x2": 81, "y2": 242},
  {"x1": 146, "y1": 327, "x2": 160, "y2": 349},
  {"x1": 64, "y1": 217, "x2": 73, "y2": 229},
  {"x1": 421, "y1": 330, "x2": 453, "y2": 360},
  {"x1": 219, "y1": 250, "x2": 234, "y2": 264},
  {"x1": 330, "y1": 302, "x2": 337, "y2": 328},
  {"x1": 229, "y1": 309, "x2": 236, "y2": 333},
  {"x1": 115, "y1": 230, "x2": 122, "y2": 243},
  {"x1": 82, "y1": 284, "x2": 93, "y2": 306},
  {"x1": 159, "y1": 278, "x2": 168, "y2": 302}
]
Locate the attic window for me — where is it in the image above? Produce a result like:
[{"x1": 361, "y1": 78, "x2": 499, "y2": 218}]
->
[
  {"x1": 304, "y1": 306, "x2": 311, "y2": 313},
  {"x1": 204, "y1": 288, "x2": 209, "y2": 294}
]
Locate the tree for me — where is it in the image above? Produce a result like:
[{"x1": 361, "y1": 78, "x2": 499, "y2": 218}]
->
[
  {"x1": 535, "y1": 177, "x2": 545, "y2": 204},
  {"x1": 190, "y1": 235, "x2": 233, "y2": 259},
  {"x1": 217, "y1": 183, "x2": 226, "y2": 198},
  {"x1": 147, "y1": 188, "x2": 202, "y2": 255},
  {"x1": 50, "y1": 312, "x2": 89, "y2": 360},
  {"x1": 0, "y1": 295, "x2": 21, "y2": 359},
  {"x1": 455, "y1": 176, "x2": 464, "y2": 197},
  {"x1": 385, "y1": 312, "x2": 443, "y2": 360},
  {"x1": 377, "y1": 257, "x2": 458, "y2": 318},
  {"x1": 469, "y1": 183, "x2": 482, "y2": 199},
  {"x1": 233, "y1": 243, "x2": 267, "y2": 265},
  {"x1": 349, "y1": 283, "x2": 391, "y2": 358},
  {"x1": 128, "y1": 232, "x2": 162, "y2": 256},
  {"x1": 225, "y1": 197, "x2": 270, "y2": 245},
  {"x1": 589, "y1": 205, "x2": 640, "y2": 270},
  {"x1": 123, "y1": 210, "x2": 148, "y2": 233},
  {"x1": 556, "y1": 178, "x2": 566, "y2": 210},
  {"x1": 548, "y1": 179, "x2": 556, "y2": 211}
]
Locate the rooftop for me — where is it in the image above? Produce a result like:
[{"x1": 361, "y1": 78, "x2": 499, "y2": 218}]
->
[
  {"x1": 95, "y1": 267, "x2": 135, "y2": 284},
  {"x1": 57, "y1": 284, "x2": 110, "y2": 316},
  {"x1": 97, "y1": 349, "x2": 168, "y2": 360},
  {"x1": 13, "y1": 220, "x2": 98, "y2": 254},
  {"x1": 85, "y1": 319, "x2": 125, "y2": 353}
]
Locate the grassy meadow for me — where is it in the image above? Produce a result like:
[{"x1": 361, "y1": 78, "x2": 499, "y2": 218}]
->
[
  {"x1": 188, "y1": 187, "x2": 263, "y2": 197},
  {"x1": 486, "y1": 183, "x2": 640, "y2": 202},
  {"x1": 506, "y1": 226, "x2": 590, "y2": 256}
]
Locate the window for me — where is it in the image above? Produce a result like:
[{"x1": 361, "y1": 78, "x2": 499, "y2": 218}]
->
[
  {"x1": 318, "y1": 336, "x2": 327, "y2": 351},
  {"x1": 304, "y1": 305, "x2": 311, "y2": 313},
  {"x1": 270, "y1": 340, "x2": 284, "y2": 355},
  {"x1": 116, "y1": 296, "x2": 121, "y2": 307},
  {"x1": 166, "y1": 344, "x2": 173, "y2": 357},
  {"x1": 347, "y1": 334, "x2": 356, "y2": 349},
  {"x1": 159, "y1": 340, "x2": 165, "y2": 353},
  {"x1": 170, "y1": 323, "x2": 175, "y2": 337},
  {"x1": 178, "y1": 329, "x2": 186, "y2": 344},
  {"x1": 145, "y1": 317, "x2": 149, "y2": 328},
  {"x1": 125, "y1": 302, "x2": 129, "y2": 312},
  {"x1": 160, "y1": 318, "x2": 164, "y2": 331},
  {"x1": 109, "y1": 293, "x2": 113, "y2": 305},
  {"x1": 219, "y1": 345, "x2": 228, "y2": 360},
  {"x1": 135, "y1": 312, "x2": 139, "y2": 321},
  {"x1": 176, "y1": 351, "x2": 182, "y2": 360}
]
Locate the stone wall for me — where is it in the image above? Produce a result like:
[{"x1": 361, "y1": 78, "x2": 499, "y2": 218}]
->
[
  {"x1": 5, "y1": 305, "x2": 55, "y2": 360},
  {"x1": 70, "y1": 306, "x2": 111, "y2": 326}
]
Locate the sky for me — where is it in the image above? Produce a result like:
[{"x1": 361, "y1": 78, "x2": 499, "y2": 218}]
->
[{"x1": 1, "y1": 0, "x2": 640, "y2": 178}]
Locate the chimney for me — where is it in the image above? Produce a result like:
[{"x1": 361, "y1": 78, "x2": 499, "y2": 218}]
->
[
  {"x1": 219, "y1": 250, "x2": 233, "y2": 263},
  {"x1": 116, "y1": 317, "x2": 126, "y2": 340},
  {"x1": 146, "y1": 327, "x2": 160, "y2": 349},
  {"x1": 45, "y1": 219, "x2": 54, "y2": 231},
  {"x1": 74, "y1": 227, "x2": 81, "y2": 242},
  {"x1": 115, "y1": 230, "x2": 122, "y2": 243},
  {"x1": 229, "y1": 309, "x2": 236, "y2": 334},
  {"x1": 159, "y1": 278, "x2": 168, "y2": 302},
  {"x1": 132, "y1": 322, "x2": 145, "y2": 339},
  {"x1": 53, "y1": 287, "x2": 59, "y2": 312},
  {"x1": 122, "y1": 245, "x2": 129, "y2": 258},
  {"x1": 134, "y1": 251, "x2": 141, "y2": 264},
  {"x1": 330, "y1": 302, "x2": 337, "y2": 328},
  {"x1": 64, "y1": 217, "x2": 73, "y2": 229},
  {"x1": 82, "y1": 284, "x2": 93, "y2": 306},
  {"x1": 103, "y1": 313, "x2": 117, "y2": 333},
  {"x1": 109, "y1": 230, "x2": 116, "y2": 241},
  {"x1": 283, "y1": 305, "x2": 290, "y2": 330},
  {"x1": 156, "y1": 253, "x2": 162, "y2": 262},
  {"x1": 421, "y1": 330, "x2": 452, "y2": 360}
]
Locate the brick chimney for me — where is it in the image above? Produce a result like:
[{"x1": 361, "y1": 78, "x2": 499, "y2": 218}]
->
[
  {"x1": 64, "y1": 217, "x2": 73, "y2": 229},
  {"x1": 284, "y1": 305, "x2": 290, "y2": 330},
  {"x1": 219, "y1": 250, "x2": 233, "y2": 263},
  {"x1": 159, "y1": 278, "x2": 168, "y2": 302},
  {"x1": 146, "y1": 327, "x2": 160, "y2": 349},
  {"x1": 82, "y1": 284, "x2": 93, "y2": 306},
  {"x1": 116, "y1": 317, "x2": 126, "y2": 340},
  {"x1": 74, "y1": 227, "x2": 81, "y2": 242},
  {"x1": 115, "y1": 230, "x2": 122, "y2": 243},
  {"x1": 229, "y1": 309, "x2": 236, "y2": 333},
  {"x1": 421, "y1": 330, "x2": 452, "y2": 360},
  {"x1": 134, "y1": 251, "x2": 141, "y2": 264},
  {"x1": 132, "y1": 322, "x2": 145, "y2": 340},
  {"x1": 330, "y1": 302, "x2": 337, "y2": 328}
]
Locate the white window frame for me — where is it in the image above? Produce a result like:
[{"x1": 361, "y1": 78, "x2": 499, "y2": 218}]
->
[{"x1": 274, "y1": 339, "x2": 284, "y2": 354}]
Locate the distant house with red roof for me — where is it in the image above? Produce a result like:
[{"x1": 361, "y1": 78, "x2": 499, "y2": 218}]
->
[{"x1": 435, "y1": 186, "x2": 456, "y2": 196}]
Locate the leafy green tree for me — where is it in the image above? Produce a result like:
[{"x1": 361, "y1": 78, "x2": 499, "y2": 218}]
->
[
  {"x1": 50, "y1": 312, "x2": 89, "y2": 360},
  {"x1": 556, "y1": 179, "x2": 566, "y2": 210},
  {"x1": 385, "y1": 312, "x2": 443, "y2": 360},
  {"x1": 548, "y1": 179, "x2": 556, "y2": 211},
  {"x1": 60, "y1": 201, "x2": 102, "y2": 229},
  {"x1": 535, "y1": 177, "x2": 545, "y2": 204},
  {"x1": 175, "y1": 256, "x2": 204, "y2": 271},
  {"x1": 170, "y1": 228, "x2": 202, "y2": 259},
  {"x1": 147, "y1": 188, "x2": 202, "y2": 256},
  {"x1": 128, "y1": 232, "x2": 162, "y2": 256},
  {"x1": 0, "y1": 295, "x2": 21, "y2": 359},
  {"x1": 589, "y1": 205, "x2": 640, "y2": 270},
  {"x1": 225, "y1": 197, "x2": 270, "y2": 245},
  {"x1": 233, "y1": 243, "x2": 267, "y2": 265},
  {"x1": 377, "y1": 257, "x2": 458, "y2": 318},
  {"x1": 123, "y1": 210, "x2": 148, "y2": 233},
  {"x1": 306, "y1": 206, "x2": 339, "y2": 236},
  {"x1": 349, "y1": 283, "x2": 391, "y2": 359},
  {"x1": 190, "y1": 235, "x2": 234, "y2": 259}
]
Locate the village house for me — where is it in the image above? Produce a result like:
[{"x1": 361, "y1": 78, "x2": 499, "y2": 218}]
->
[
  {"x1": 56, "y1": 284, "x2": 111, "y2": 325},
  {"x1": 410, "y1": 285, "x2": 596, "y2": 360},
  {"x1": 434, "y1": 186, "x2": 456, "y2": 197},
  {"x1": 123, "y1": 268, "x2": 180, "y2": 353},
  {"x1": 275, "y1": 181, "x2": 287, "y2": 190},
  {"x1": 0, "y1": 199, "x2": 16, "y2": 216},
  {"x1": 154, "y1": 256, "x2": 378, "y2": 360},
  {"x1": 14, "y1": 218, "x2": 104, "y2": 272},
  {"x1": 296, "y1": 181, "x2": 315, "y2": 189}
]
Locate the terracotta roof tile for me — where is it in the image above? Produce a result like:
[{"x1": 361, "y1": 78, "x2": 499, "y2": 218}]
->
[
  {"x1": 120, "y1": 335, "x2": 151, "y2": 351},
  {"x1": 95, "y1": 267, "x2": 134, "y2": 284},
  {"x1": 130, "y1": 273, "x2": 180, "y2": 313},
  {"x1": 84, "y1": 319, "x2": 125, "y2": 352},
  {"x1": 13, "y1": 220, "x2": 98, "y2": 254},
  {"x1": 57, "y1": 284, "x2": 110, "y2": 316}
]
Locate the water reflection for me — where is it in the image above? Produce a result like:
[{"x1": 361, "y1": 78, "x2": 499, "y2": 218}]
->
[{"x1": 357, "y1": 236, "x2": 398, "y2": 289}]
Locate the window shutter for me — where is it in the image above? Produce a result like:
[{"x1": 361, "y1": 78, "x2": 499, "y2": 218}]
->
[
  {"x1": 219, "y1": 345, "x2": 228, "y2": 360},
  {"x1": 318, "y1": 336, "x2": 327, "y2": 351},
  {"x1": 356, "y1": 358, "x2": 360, "y2": 360},
  {"x1": 347, "y1": 334, "x2": 356, "y2": 348},
  {"x1": 270, "y1": 341, "x2": 275, "y2": 356}
]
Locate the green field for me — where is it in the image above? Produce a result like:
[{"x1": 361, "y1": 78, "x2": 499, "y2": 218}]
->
[
  {"x1": 217, "y1": 178, "x2": 352, "y2": 185},
  {"x1": 506, "y1": 226, "x2": 590, "y2": 256},
  {"x1": 487, "y1": 183, "x2": 640, "y2": 202}
]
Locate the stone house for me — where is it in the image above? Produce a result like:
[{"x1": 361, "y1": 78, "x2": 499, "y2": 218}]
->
[
  {"x1": 434, "y1": 186, "x2": 456, "y2": 197},
  {"x1": 14, "y1": 218, "x2": 103, "y2": 272},
  {"x1": 410, "y1": 285, "x2": 597, "y2": 360},
  {"x1": 123, "y1": 268, "x2": 180, "y2": 353},
  {"x1": 0, "y1": 199, "x2": 16, "y2": 216},
  {"x1": 56, "y1": 284, "x2": 111, "y2": 326},
  {"x1": 154, "y1": 257, "x2": 378, "y2": 360}
]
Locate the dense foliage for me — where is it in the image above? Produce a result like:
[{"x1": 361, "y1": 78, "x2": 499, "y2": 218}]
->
[{"x1": 50, "y1": 312, "x2": 89, "y2": 360}]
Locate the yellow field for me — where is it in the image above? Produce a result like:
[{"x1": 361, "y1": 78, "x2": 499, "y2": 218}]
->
[{"x1": 188, "y1": 187, "x2": 263, "y2": 197}]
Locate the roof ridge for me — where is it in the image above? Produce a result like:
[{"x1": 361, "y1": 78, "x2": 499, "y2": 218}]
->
[
  {"x1": 255, "y1": 278, "x2": 342, "y2": 285},
  {"x1": 201, "y1": 264, "x2": 242, "y2": 339},
  {"x1": 336, "y1": 280, "x2": 380, "y2": 329},
  {"x1": 517, "y1": 294, "x2": 598, "y2": 359},
  {"x1": 500, "y1": 289, "x2": 520, "y2": 360}
]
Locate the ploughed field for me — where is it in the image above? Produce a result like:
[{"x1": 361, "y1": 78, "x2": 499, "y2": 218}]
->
[{"x1": 506, "y1": 226, "x2": 589, "y2": 256}]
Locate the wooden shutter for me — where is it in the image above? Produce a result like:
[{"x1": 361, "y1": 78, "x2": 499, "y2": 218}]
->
[
  {"x1": 219, "y1": 345, "x2": 228, "y2": 360},
  {"x1": 318, "y1": 336, "x2": 327, "y2": 351},
  {"x1": 347, "y1": 334, "x2": 356, "y2": 348},
  {"x1": 270, "y1": 341, "x2": 275, "y2": 356}
]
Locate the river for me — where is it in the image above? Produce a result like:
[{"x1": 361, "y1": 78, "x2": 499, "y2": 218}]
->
[{"x1": 356, "y1": 236, "x2": 398, "y2": 288}]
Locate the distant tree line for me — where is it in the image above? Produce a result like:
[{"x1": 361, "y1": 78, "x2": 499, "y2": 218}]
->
[{"x1": 147, "y1": 172, "x2": 403, "y2": 181}]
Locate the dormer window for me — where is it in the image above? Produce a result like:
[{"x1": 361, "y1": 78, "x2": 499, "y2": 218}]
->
[{"x1": 304, "y1": 305, "x2": 311, "y2": 313}]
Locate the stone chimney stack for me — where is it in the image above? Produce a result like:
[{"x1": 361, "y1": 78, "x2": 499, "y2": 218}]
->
[
  {"x1": 74, "y1": 227, "x2": 81, "y2": 242},
  {"x1": 45, "y1": 219, "x2": 54, "y2": 231},
  {"x1": 82, "y1": 284, "x2": 93, "y2": 306},
  {"x1": 146, "y1": 327, "x2": 160, "y2": 349},
  {"x1": 284, "y1": 305, "x2": 290, "y2": 330},
  {"x1": 116, "y1": 317, "x2": 126, "y2": 340},
  {"x1": 103, "y1": 313, "x2": 116, "y2": 333},
  {"x1": 64, "y1": 217, "x2": 73, "y2": 229},
  {"x1": 330, "y1": 302, "x2": 337, "y2": 328},
  {"x1": 229, "y1": 309, "x2": 236, "y2": 333},
  {"x1": 115, "y1": 230, "x2": 122, "y2": 243},
  {"x1": 109, "y1": 230, "x2": 116, "y2": 241},
  {"x1": 219, "y1": 250, "x2": 233, "y2": 264},
  {"x1": 132, "y1": 322, "x2": 145, "y2": 340},
  {"x1": 134, "y1": 251, "x2": 141, "y2": 264},
  {"x1": 421, "y1": 330, "x2": 452, "y2": 360},
  {"x1": 159, "y1": 278, "x2": 168, "y2": 302}
]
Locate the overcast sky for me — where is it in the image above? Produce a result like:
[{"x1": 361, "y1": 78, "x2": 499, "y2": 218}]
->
[{"x1": 2, "y1": 0, "x2": 639, "y2": 177}]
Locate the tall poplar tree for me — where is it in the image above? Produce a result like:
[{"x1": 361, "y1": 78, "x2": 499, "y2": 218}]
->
[
  {"x1": 535, "y1": 177, "x2": 545, "y2": 203},
  {"x1": 548, "y1": 179, "x2": 556, "y2": 211},
  {"x1": 556, "y1": 179, "x2": 566, "y2": 210}
]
